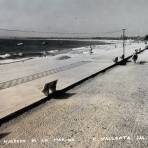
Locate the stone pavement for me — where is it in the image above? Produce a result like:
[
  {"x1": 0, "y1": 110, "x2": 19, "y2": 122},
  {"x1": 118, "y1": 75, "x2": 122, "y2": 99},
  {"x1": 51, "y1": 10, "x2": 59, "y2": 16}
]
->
[
  {"x1": 0, "y1": 46, "x2": 148, "y2": 148},
  {"x1": 0, "y1": 41, "x2": 146, "y2": 120}
]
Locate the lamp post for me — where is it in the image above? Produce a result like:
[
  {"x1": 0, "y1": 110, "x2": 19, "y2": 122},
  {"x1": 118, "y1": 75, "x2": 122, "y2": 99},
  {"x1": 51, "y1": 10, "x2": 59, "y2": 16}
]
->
[{"x1": 122, "y1": 29, "x2": 126, "y2": 59}]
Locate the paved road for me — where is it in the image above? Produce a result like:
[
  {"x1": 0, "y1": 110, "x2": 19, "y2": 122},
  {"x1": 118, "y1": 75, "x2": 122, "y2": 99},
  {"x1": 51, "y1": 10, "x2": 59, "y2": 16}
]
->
[
  {"x1": 0, "y1": 61, "x2": 90, "y2": 90},
  {"x1": 0, "y1": 50, "x2": 148, "y2": 148}
]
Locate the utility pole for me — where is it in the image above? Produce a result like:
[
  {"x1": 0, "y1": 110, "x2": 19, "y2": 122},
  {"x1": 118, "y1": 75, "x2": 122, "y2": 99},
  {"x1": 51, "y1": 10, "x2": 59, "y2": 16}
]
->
[{"x1": 122, "y1": 29, "x2": 126, "y2": 59}]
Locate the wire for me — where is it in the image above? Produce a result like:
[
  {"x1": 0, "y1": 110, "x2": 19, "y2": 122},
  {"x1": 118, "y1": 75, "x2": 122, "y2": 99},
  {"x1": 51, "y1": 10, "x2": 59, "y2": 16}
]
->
[{"x1": 0, "y1": 27, "x2": 122, "y2": 35}]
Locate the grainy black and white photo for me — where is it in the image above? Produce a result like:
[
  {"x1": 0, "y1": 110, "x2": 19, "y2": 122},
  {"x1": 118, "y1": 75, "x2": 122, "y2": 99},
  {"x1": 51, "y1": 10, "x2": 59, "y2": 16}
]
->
[{"x1": 0, "y1": 0, "x2": 148, "y2": 148}]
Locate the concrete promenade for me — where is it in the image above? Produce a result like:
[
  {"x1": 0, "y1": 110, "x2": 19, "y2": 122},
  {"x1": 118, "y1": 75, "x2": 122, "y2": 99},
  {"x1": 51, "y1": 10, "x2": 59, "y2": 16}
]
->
[
  {"x1": 0, "y1": 41, "x2": 145, "y2": 120},
  {"x1": 0, "y1": 45, "x2": 148, "y2": 148}
]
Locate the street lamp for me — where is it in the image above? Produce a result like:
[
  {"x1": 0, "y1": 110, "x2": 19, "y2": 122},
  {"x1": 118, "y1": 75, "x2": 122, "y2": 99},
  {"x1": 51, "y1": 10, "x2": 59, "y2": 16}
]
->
[{"x1": 122, "y1": 29, "x2": 126, "y2": 59}]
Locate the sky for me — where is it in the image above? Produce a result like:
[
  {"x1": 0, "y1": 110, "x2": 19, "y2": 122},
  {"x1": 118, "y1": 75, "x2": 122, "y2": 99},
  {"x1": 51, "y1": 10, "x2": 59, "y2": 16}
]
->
[{"x1": 0, "y1": 0, "x2": 148, "y2": 37}]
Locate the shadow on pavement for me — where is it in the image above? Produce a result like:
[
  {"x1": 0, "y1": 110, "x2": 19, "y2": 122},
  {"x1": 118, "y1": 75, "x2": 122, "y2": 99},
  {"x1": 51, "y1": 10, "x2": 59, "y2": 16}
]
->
[
  {"x1": 53, "y1": 92, "x2": 76, "y2": 100},
  {"x1": 138, "y1": 61, "x2": 148, "y2": 65},
  {"x1": 0, "y1": 132, "x2": 11, "y2": 140}
]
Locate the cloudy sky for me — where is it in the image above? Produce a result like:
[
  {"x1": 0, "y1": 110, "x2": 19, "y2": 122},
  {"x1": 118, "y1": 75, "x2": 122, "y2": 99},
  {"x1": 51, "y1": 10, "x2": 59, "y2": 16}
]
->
[{"x1": 0, "y1": 0, "x2": 148, "y2": 37}]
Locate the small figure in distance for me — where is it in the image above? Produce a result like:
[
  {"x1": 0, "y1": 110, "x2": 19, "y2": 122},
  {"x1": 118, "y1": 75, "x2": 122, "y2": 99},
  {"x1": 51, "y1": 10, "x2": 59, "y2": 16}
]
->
[
  {"x1": 89, "y1": 45, "x2": 93, "y2": 55},
  {"x1": 113, "y1": 57, "x2": 118, "y2": 63},
  {"x1": 132, "y1": 52, "x2": 138, "y2": 63},
  {"x1": 135, "y1": 49, "x2": 138, "y2": 53},
  {"x1": 120, "y1": 54, "x2": 124, "y2": 60}
]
